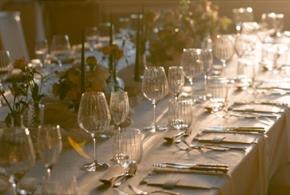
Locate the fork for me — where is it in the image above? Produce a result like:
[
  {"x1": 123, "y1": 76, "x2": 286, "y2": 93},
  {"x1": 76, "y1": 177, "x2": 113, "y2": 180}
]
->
[{"x1": 128, "y1": 184, "x2": 180, "y2": 195}]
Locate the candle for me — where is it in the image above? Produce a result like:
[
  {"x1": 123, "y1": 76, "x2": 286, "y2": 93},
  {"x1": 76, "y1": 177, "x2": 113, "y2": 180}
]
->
[{"x1": 81, "y1": 30, "x2": 85, "y2": 93}]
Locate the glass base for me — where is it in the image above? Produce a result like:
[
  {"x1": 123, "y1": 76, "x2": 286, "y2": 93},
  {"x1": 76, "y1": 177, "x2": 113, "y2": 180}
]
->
[
  {"x1": 80, "y1": 161, "x2": 109, "y2": 172},
  {"x1": 143, "y1": 125, "x2": 167, "y2": 133}
]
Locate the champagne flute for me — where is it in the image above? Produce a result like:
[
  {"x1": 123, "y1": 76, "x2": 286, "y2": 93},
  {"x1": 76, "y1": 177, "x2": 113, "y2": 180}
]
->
[
  {"x1": 78, "y1": 92, "x2": 111, "y2": 171},
  {"x1": 37, "y1": 125, "x2": 62, "y2": 179},
  {"x1": 0, "y1": 127, "x2": 35, "y2": 195},
  {"x1": 50, "y1": 34, "x2": 72, "y2": 66},
  {"x1": 168, "y1": 66, "x2": 185, "y2": 99},
  {"x1": 142, "y1": 66, "x2": 168, "y2": 133}
]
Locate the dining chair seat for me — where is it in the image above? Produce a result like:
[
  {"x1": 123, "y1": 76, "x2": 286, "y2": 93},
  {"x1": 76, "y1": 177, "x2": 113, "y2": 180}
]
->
[
  {"x1": 268, "y1": 163, "x2": 290, "y2": 195},
  {"x1": 0, "y1": 11, "x2": 29, "y2": 61}
]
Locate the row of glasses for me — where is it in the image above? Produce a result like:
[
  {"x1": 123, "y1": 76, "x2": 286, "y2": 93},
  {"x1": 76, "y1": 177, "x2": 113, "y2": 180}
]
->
[
  {"x1": 78, "y1": 90, "x2": 141, "y2": 171},
  {"x1": 0, "y1": 122, "x2": 63, "y2": 194},
  {"x1": 35, "y1": 34, "x2": 72, "y2": 67}
]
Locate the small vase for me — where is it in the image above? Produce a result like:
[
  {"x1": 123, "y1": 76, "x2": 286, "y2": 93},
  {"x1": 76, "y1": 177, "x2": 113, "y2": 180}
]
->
[{"x1": 105, "y1": 62, "x2": 125, "y2": 93}]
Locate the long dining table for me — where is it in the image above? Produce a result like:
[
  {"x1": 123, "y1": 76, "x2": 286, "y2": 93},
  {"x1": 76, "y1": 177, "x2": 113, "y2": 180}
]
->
[{"x1": 18, "y1": 51, "x2": 290, "y2": 195}]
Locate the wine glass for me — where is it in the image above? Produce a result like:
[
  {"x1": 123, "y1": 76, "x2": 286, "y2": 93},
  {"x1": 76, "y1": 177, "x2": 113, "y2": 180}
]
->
[
  {"x1": 142, "y1": 66, "x2": 168, "y2": 133},
  {"x1": 50, "y1": 34, "x2": 72, "y2": 66},
  {"x1": 181, "y1": 48, "x2": 196, "y2": 85},
  {"x1": 0, "y1": 127, "x2": 35, "y2": 195},
  {"x1": 168, "y1": 66, "x2": 185, "y2": 99},
  {"x1": 110, "y1": 91, "x2": 130, "y2": 167},
  {"x1": 78, "y1": 92, "x2": 111, "y2": 171},
  {"x1": 109, "y1": 91, "x2": 130, "y2": 131},
  {"x1": 200, "y1": 49, "x2": 213, "y2": 75},
  {"x1": 37, "y1": 125, "x2": 62, "y2": 179},
  {"x1": 181, "y1": 48, "x2": 206, "y2": 101},
  {"x1": 85, "y1": 27, "x2": 99, "y2": 52},
  {"x1": 213, "y1": 35, "x2": 234, "y2": 68}
]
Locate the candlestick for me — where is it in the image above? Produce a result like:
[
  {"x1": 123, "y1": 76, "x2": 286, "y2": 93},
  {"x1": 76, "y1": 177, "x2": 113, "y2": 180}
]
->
[{"x1": 81, "y1": 30, "x2": 85, "y2": 93}]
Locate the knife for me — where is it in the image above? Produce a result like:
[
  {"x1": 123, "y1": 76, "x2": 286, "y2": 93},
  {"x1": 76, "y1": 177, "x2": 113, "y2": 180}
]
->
[{"x1": 205, "y1": 126, "x2": 265, "y2": 133}]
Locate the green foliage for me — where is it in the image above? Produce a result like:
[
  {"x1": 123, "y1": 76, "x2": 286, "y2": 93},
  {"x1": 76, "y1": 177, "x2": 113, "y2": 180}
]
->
[{"x1": 0, "y1": 64, "x2": 44, "y2": 126}]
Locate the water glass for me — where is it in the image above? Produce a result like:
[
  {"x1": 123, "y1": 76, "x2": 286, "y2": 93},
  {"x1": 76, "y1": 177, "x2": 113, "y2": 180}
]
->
[
  {"x1": 168, "y1": 66, "x2": 185, "y2": 98},
  {"x1": 168, "y1": 98, "x2": 193, "y2": 131},
  {"x1": 206, "y1": 76, "x2": 228, "y2": 112},
  {"x1": 113, "y1": 128, "x2": 143, "y2": 168},
  {"x1": 236, "y1": 58, "x2": 255, "y2": 89},
  {"x1": 37, "y1": 125, "x2": 62, "y2": 179}
]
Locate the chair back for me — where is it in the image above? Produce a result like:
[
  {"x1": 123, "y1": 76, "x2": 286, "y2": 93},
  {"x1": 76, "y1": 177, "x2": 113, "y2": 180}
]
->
[{"x1": 0, "y1": 11, "x2": 29, "y2": 61}]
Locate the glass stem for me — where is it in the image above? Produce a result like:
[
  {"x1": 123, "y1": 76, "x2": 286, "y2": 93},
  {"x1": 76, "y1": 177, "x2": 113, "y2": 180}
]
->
[
  {"x1": 46, "y1": 166, "x2": 52, "y2": 179},
  {"x1": 9, "y1": 175, "x2": 17, "y2": 195},
  {"x1": 153, "y1": 100, "x2": 157, "y2": 132},
  {"x1": 92, "y1": 134, "x2": 97, "y2": 163}
]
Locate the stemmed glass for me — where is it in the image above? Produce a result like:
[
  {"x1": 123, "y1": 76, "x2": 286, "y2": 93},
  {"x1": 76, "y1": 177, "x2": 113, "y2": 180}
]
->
[
  {"x1": 37, "y1": 125, "x2": 62, "y2": 179},
  {"x1": 213, "y1": 35, "x2": 234, "y2": 68},
  {"x1": 181, "y1": 48, "x2": 206, "y2": 101},
  {"x1": 168, "y1": 66, "x2": 185, "y2": 99},
  {"x1": 0, "y1": 127, "x2": 35, "y2": 195},
  {"x1": 78, "y1": 92, "x2": 111, "y2": 171},
  {"x1": 200, "y1": 49, "x2": 213, "y2": 75},
  {"x1": 110, "y1": 91, "x2": 131, "y2": 167},
  {"x1": 142, "y1": 66, "x2": 168, "y2": 133},
  {"x1": 85, "y1": 27, "x2": 99, "y2": 52},
  {"x1": 110, "y1": 91, "x2": 130, "y2": 132},
  {"x1": 50, "y1": 34, "x2": 72, "y2": 66},
  {"x1": 181, "y1": 48, "x2": 196, "y2": 85}
]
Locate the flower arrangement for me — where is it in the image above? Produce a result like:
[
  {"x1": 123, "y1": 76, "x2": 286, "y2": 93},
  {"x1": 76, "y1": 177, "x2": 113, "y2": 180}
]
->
[
  {"x1": 0, "y1": 59, "x2": 44, "y2": 126},
  {"x1": 145, "y1": 0, "x2": 232, "y2": 67},
  {"x1": 52, "y1": 56, "x2": 109, "y2": 111}
]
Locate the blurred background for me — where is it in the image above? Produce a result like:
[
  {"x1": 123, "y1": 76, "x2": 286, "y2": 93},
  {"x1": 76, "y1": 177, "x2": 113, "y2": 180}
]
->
[{"x1": 0, "y1": 0, "x2": 290, "y2": 59}]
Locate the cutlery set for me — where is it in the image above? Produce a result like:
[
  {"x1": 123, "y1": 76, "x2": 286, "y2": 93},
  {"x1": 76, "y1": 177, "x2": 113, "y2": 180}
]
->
[{"x1": 152, "y1": 163, "x2": 228, "y2": 176}]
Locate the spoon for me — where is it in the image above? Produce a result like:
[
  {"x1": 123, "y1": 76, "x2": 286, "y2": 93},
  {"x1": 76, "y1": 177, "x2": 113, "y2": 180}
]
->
[{"x1": 113, "y1": 162, "x2": 137, "y2": 187}]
